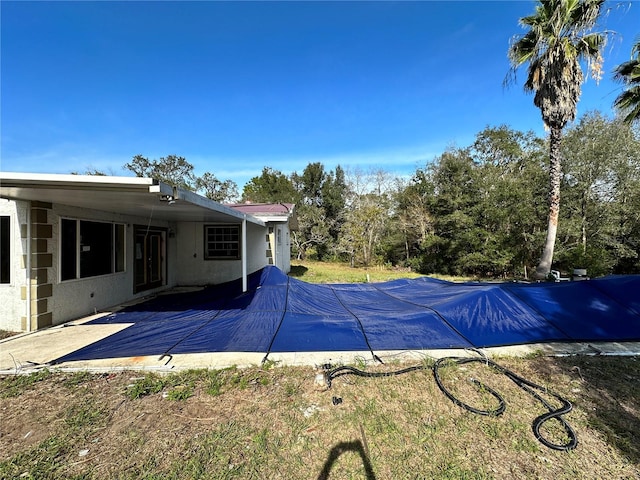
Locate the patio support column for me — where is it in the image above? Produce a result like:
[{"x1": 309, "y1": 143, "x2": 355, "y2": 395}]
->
[
  {"x1": 242, "y1": 215, "x2": 247, "y2": 292},
  {"x1": 26, "y1": 201, "x2": 31, "y2": 332},
  {"x1": 21, "y1": 201, "x2": 53, "y2": 331}
]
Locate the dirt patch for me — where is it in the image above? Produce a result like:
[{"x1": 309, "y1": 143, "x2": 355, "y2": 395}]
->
[{"x1": 0, "y1": 330, "x2": 20, "y2": 341}]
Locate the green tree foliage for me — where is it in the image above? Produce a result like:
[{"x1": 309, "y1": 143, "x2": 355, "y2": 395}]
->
[
  {"x1": 239, "y1": 163, "x2": 348, "y2": 260},
  {"x1": 334, "y1": 168, "x2": 394, "y2": 267},
  {"x1": 241, "y1": 167, "x2": 299, "y2": 204},
  {"x1": 393, "y1": 117, "x2": 640, "y2": 278},
  {"x1": 339, "y1": 192, "x2": 389, "y2": 268},
  {"x1": 508, "y1": 0, "x2": 607, "y2": 278},
  {"x1": 293, "y1": 162, "x2": 326, "y2": 207},
  {"x1": 238, "y1": 163, "x2": 348, "y2": 259},
  {"x1": 294, "y1": 163, "x2": 350, "y2": 259},
  {"x1": 70, "y1": 168, "x2": 107, "y2": 176},
  {"x1": 322, "y1": 165, "x2": 348, "y2": 222},
  {"x1": 293, "y1": 164, "x2": 349, "y2": 260},
  {"x1": 424, "y1": 148, "x2": 480, "y2": 275},
  {"x1": 122, "y1": 116, "x2": 640, "y2": 278},
  {"x1": 469, "y1": 126, "x2": 549, "y2": 277},
  {"x1": 195, "y1": 173, "x2": 239, "y2": 203},
  {"x1": 291, "y1": 163, "x2": 330, "y2": 259},
  {"x1": 393, "y1": 127, "x2": 549, "y2": 277},
  {"x1": 124, "y1": 154, "x2": 239, "y2": 202},
  {"x1": 291, "y1": 205, "x2": 331, "y2": 260},
  {"x1": 388, "y1": 172, "x2": 435, "y2": 266},
  {"x1": 557, "y1": 112, "x2": 640, "y2": 275},
  {"x1": 613, "y1": 37, "x2": 640, "y2": 125},
  {"x1": 322, "y1": 165, "x2": 348, "y2": 244},
  {"x1": 124, "y1": 154, "x2": 196, "y2": 189}
]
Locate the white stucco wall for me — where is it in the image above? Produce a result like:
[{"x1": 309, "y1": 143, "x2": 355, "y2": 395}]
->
[
  {"x1": 50, "y1": 204, "x2": 177, "y2": 324},
  {"x1": 274, "y1": 223, "x2": 291, "y2": 273},
  {"x1": 0, "y1": 197, "x2": 279, "y2": 331},
  {"x1": 282, "y1": 225, "x2": 291, "y2": 273},
  {"x1": 175, "y1": 221, "x2": 269, "y2": 285},
  {"x1": 0, "y1": 199, "x2": 28, "y2": 331},
  {"x1": 246, "y1": 222, "x2": 271, "y2": 274},
  {"x1": 0, "y1": 200, "x2": 178, "y2": 330}
]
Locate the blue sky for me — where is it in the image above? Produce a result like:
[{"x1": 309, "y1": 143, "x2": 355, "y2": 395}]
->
[{"x1": 1, "y1": 1, "x2": 638, "y2": 189}]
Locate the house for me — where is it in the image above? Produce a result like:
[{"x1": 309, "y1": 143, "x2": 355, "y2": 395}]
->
[
  {"x1": 226, "y1": 202, "x2": 297, "y2": 275},
  {"x1": 0, "y1": 172, "x2": 296, "y2": 332}
]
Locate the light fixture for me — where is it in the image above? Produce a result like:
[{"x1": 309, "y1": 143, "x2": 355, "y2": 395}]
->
[{"x1": 160, "y1": 195, "x2": 175, "y2": 205}]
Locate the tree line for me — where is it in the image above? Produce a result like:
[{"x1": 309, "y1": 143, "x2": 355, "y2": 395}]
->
[
  {"x1": 112, "y1": 112, "x2": 640, "y2": 279},
  {"x1": 237, "y1": 113, "x2": 640, "y2": 278}
]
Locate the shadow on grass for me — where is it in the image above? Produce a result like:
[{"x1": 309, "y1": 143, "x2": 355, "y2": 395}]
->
[
  {"x1": 531, "y1": 355, "x2": 640, "y2": 464},
  {"x1": 289, "y1": 265, "x2": 309, "y2": 277},
  {"x1": 317, "y1": 440, "x2": 376, "y2": 480}
]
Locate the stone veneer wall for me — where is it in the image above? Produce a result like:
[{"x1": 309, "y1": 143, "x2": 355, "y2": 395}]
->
[
  {"x1": 21, "y1": 201, "x2": 54, "y2": 330},
  {"x1": 266, "y1": 226, "x2": 274, "y2": 265}
]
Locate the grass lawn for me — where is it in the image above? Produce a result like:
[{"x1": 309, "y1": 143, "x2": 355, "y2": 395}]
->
[
  {"x1": 1, "y1": 355, "x2": 638, "y2": 479},
  {"x1": 289, "y1": 260, "x2": 472, "y2": 284}
]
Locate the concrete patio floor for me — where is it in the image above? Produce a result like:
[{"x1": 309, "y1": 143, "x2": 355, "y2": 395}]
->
[{"x1": 2, "y1": 308, "x2": 639, "y2": 375}]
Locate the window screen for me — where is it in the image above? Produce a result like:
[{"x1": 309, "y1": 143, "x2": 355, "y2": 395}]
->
[{"x1": 204, "y1": 224, "x2": 240, "y2": 259}]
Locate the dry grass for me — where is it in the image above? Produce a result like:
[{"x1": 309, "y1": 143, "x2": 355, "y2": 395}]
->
[
  {"x1": 0, "y1": 330, "x2": 20, "y2": 341},
  {"x1": 1, "y1": 355, "x2": 638, "y2": 479},
  {"x1": 289, "y1": 260, "x2": 472, "y2": 284}
]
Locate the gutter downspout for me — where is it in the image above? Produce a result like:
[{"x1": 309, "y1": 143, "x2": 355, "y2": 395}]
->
[
  {"x1": 26, "y1": 201, "x2": 32, "y2": 332},
  {"x1": 242, "y1": 215, "x2": 247, "y2": 292}
]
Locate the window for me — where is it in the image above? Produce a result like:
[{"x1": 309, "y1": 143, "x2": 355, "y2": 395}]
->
[
  {"x1": 0, "y1": 216, "x2": 9, "y2": 284},
  {"x1": 61, "y1": 219, "x2": 77, "y2": 281},
  {"x1": 115, "y1": 224, "x2": 125, "y2": 272},
  {"x1": 204, "y1": 224, "x2": 240, "y2": 260},
  {"x1": 61, "y1": 219, "x2": 125, "y2": 281}
]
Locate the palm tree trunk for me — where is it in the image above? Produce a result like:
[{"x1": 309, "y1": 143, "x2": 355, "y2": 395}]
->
[
  {"x1": 535, "y1": 126, "x2": 563, "y2": 279},
  {"x1": 581, "y1": 194, "x2": 587, "y2": 255}
]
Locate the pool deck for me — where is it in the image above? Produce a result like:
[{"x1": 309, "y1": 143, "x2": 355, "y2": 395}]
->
[{"x1": 2, "y1": 309, "x2": 639, "y2": 374}]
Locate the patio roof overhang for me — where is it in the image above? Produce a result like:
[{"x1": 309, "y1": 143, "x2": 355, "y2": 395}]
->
[{"x1": 0, "y1": 172, "x2": 264, "y2": 226}]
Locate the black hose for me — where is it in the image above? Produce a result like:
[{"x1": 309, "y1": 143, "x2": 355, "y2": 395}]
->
[
  {"x1": 433, "y1": 356, "x2": 577, "y2": 451},
  {"x1": 433, "y1": 358, "x2": 506, "y2": 417},
  {"x1": 326, "y1": 364, "x2": 428, "y2": 387},
  {"x1": 326, "y1": 354, "x2": 578, "y2": 451}
]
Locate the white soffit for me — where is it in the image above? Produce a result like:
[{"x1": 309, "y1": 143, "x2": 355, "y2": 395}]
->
[{"x1": 0, "y1": 172, "x2": 263, "y2": 225}]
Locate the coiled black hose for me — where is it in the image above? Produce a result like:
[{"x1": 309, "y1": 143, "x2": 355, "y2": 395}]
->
[
  {"x1": 433, "y1": 356, "x2": 577, "y2": 451},
  {"x1": 326, "y1": 354, "x2": 578, "y2": 451}
]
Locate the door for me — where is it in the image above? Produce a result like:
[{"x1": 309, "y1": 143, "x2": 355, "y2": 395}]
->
[{"x1": 134, "y1": 227, "x2": 165, "y2": 293}]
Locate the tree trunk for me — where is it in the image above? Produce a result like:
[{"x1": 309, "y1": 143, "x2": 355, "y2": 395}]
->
[
  {"x1": 535, "y1": 126, "x2": 563, "y2": 279},
  {"x1": 581, "y1": 192, "x2": 587, "y2": 255},
  {"x1": 405, "y1": 236, "x2": 410, "y2": 263}
]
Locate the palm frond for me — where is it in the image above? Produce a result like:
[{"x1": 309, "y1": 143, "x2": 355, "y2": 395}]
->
[
  {"x1": 613, "y1": 38, "x2": 640, "y2": 124},
  {"x1": 632, "y1": 38, "x2": 640, "y2": 58},
  {"x1": 614, "y1": 61, "x2": 640, "y2": 83},
  {"x1": 508, "y1": 0, "x2": 608, "y2": 129},
  {"x1": 613, "y1": 85, "x2": 640, "y2": 124},
  {"x1": 568, "y1": 0, "x2": 604, "y2": 32},
  {"x1": 579, "y1": 32, "x2": 606, "y2": 54}
]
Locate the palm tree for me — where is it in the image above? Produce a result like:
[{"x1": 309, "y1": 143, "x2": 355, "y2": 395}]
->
[
  {"x1": 508, "y1": 0, "x2": 606, "y2": 279},
  {"x1": 613, "y1": 38, "x2": 640, "y2": 124}
]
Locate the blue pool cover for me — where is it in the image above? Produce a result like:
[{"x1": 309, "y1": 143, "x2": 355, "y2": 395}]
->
[{"x1": 53, "y1": 267, "x2": 640, "y2": 363}]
